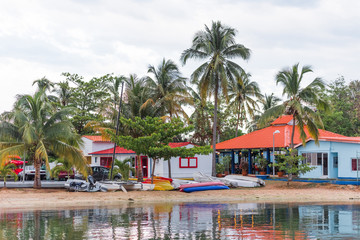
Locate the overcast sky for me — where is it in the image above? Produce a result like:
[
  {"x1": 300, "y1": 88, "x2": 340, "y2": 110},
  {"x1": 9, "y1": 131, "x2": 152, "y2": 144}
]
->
[{"x1": 0, "y1": 0, "x2": 359, "y2": 113}]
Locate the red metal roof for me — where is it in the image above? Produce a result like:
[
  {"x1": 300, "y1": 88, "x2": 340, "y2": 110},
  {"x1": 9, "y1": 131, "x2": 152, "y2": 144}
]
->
[
  {"x1": 271, "y1": 115, "x2": 293, "y2": 125},
  {"x1": 216, "y1": 116, "x2": 348, "y2": 150},
  {"x1": 89, "y1": 146, "x2": 135, "y2": 155},
  {"x1": 89, "y1": 142, "x2": 192, "y2": 155},
  {"x1": 83, "y1": 135, "x2": 112, "y2": 142},
  {"x1": 168, "y1": 142, "x2": 192, "y2": 148}
]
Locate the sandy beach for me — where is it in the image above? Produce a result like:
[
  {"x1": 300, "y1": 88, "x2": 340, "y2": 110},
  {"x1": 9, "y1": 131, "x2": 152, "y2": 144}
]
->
[{"x1": 1, "y1": 181, "x2": 360, "y2": 210}]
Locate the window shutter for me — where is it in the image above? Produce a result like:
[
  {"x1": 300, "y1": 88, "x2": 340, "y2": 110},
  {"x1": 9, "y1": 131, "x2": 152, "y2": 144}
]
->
[{"x1": 352, "y1": 159, "x2": 357, "y2": 171}]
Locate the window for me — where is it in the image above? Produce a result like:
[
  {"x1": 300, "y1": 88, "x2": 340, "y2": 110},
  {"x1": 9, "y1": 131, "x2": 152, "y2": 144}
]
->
[
  {"x1": 333, "y1": 156, "x2": 338, "y2": 168},
  {"x1": 179, "y1": 157, "x2": 198, "y2": 168},
  {"x1": 302, "y1": 152, "x2": 327, "y2": 166},
  {"x1": 317, "y1": 153, "x2": 323, "y2": 166},
  {"x1": 351, "y1": 158, "x2": 360, "y2": 171}
]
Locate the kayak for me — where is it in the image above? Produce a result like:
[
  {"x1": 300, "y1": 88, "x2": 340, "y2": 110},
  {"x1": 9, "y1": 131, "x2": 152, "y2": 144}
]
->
[
  {"x1": 179, "y1": 181, "x2": 225, "y2": 190},
  {"x1": 182, "y1": 185, "x2": 229, "y2": 193}
]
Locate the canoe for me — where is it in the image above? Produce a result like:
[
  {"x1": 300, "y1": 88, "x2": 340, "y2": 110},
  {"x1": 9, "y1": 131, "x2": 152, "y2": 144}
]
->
[
  {"x1": 179, "y1": 181, "x2": 225, "y2": 190},
  {"x1": 182, "y1": 185, "x2": 229, "y2": 193}
]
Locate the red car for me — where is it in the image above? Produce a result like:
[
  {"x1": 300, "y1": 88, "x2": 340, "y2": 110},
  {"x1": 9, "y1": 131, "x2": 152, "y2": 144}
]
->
[{"x1": 56, "y1": 169, "x2": 75, "y2": 181}]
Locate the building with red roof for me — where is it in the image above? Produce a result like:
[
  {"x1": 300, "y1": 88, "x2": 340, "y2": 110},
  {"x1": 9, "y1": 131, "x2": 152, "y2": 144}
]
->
[
  {"x1": 216, "y1": 115, "x2": 360, "y2": 179},
  {"x1": 81, "y1": 138, "x2": 212, "y2": 178}
]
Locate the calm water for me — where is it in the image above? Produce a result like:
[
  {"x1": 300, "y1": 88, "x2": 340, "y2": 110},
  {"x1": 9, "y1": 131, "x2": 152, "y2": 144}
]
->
[{"x1": 1, "y1": 202, "x2": 360, "y2": 239}]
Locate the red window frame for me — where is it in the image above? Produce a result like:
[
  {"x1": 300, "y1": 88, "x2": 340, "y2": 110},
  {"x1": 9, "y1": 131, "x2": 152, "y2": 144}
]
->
[
  {"x1": 352, "y1": 158, "x2": 360, "y2": 171},
  {"x1": 179, "y1": 157, "x2": 198, "y2": 168}
]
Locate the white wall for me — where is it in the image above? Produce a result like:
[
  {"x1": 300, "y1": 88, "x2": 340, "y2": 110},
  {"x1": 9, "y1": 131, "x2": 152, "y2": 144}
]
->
[
  {"x1": 91, "y1": 154, "x2": 136, "y2": 166},
  {"x1": 154, "y1": 144, "x2": 212, "y2": 178}
]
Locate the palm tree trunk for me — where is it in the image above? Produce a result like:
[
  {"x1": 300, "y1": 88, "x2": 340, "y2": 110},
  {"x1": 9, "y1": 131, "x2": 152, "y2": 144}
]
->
[
  {"x1": 3, "y1": 178, "x2": 6, "y2": 188},
  {"x1": 168, "y1": 159, "x2": 172, "y2": 178},
  {"x1": 151, "y1": 158, "x2": 156, "y2": 184},
  {"x1": 235, "y1": 105, "x2": 241, "y2": 137},
  {"x1": 289, "y1": 113, "x2": 297, "y2": 182},
  {"x1": 212, "y1": 82, "x2": 219, "y2": 177},
  {"x1": 34, "y1": 158, "x2": 41, "y2": 189}
]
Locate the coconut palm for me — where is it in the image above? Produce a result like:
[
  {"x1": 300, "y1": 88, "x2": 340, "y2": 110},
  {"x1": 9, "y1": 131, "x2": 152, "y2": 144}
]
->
[
  {"x1": 104, "y1": 75, "x2": 126, "y2": 125},
  {"x1": 51, "y1": 158, "x2": 74, "y2": 180},
  {"x1": 0, "y1": 163, "x2": 18, "y2": 188},
  {"x1": 145, "y1": 58, "x2": 192, "y2": 120},
  {"x1": 261, "y1": 93, "x2": 281, "y2": 112},
  {"x1": 180, "y1": 21, "x2": 251, "y2": 176},
  {"x1": 227, "y1": 72, "x2": 261, "y2": 137},
  {"x1": 53, "y1": 80, "x2": 72, "y2": 107},
  {"x1": 113, "y1": 158, "x2": 134, "y2": 181},
  {"x1": 0, "y1": 90, "x2": 88, "y2": 188},
  {"x1": 123, "y1": 74, "x2": 154, "y2": 119},
  {"x1": 260, "y1": 63, "x2": 329, "y2": 148},
  {"x1": 33, "y1": 77, "x2": 54, "y2": 92}
]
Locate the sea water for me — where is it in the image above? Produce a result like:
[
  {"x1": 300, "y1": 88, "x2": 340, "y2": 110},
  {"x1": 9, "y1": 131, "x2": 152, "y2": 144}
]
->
[{"x1": 0, "y1": 202, "x2": 360, "y2": 239}]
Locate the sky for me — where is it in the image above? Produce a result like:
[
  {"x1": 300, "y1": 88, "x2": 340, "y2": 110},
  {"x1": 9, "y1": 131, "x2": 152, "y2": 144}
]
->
[{"x1": 0, "y1": 0, "x2": 359, "y2": 113}]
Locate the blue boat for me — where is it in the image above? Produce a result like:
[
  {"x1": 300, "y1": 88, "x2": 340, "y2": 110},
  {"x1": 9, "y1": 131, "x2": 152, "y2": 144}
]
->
[{"x1": 182, "y1": 185, "x2": 229, "y2": 193}]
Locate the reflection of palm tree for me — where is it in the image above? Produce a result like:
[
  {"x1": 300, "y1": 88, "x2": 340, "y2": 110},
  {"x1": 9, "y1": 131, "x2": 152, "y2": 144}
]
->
[
  {"x1": 181, "y1": 21, "x2": 251, "y2": 176},
  {"x1": 260, "y1": 63, "x2": 329, "y2": 148}
]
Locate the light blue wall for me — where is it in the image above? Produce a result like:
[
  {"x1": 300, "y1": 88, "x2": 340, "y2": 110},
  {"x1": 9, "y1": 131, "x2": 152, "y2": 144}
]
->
[{"x1": 297, "y1": 140, "x2": 360, "y2": 179}]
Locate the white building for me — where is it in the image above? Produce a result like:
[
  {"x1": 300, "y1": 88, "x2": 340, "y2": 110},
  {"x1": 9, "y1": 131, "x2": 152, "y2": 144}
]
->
[{"x1": 82, "y1": 137, "x2": 212, "y2": 179}]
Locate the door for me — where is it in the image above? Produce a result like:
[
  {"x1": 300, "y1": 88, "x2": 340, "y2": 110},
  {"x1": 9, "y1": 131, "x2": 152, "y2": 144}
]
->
[
  {"x1": 322, "y1": 153, "x2": 328, "y2": 176},
  {"x1": 141, "y1": 156, "x2": 148, "y2": 178}
]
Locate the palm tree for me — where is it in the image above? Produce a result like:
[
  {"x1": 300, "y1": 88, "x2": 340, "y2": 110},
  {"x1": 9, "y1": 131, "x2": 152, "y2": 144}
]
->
[
  {"x1": 0, "y1": 90, "x2": 88, "y2": 188},
  {"x1": 33, "y1": 77, "x2": 54, "y2": 92},
  {"x1": 227, "y1": 72, "x2": 261, "y2": 137},
  {"x1": 180, "y1": 21, "x2": 251, "y2": 176},
  {"x1": 261, "y1": 93, "x2": 281, "y2": 112},
  {"x1": 0, "y1": 163, "x2": 18, "y2": 188},
  {"x1": 104, "y1": 75, "x2": 126, "y2": 125},
  {"x1": 113, "y1": 158, "x2": 134, "y2": 181},
  {"x1": 145, "y1": 58, "x2": 191, "y2": 120},
  {"x1": 124, "y1": 74, "x2": 153, "y2": 119},
  {"x1": 51, "y1": 158, "x2": 74, "y2": 180},
  {"x1": 53, "y1": 80, "x2": 72, "y2": 107},
  {"x1": 260, "y1": 63, "x2": 329, "y2": 148}
]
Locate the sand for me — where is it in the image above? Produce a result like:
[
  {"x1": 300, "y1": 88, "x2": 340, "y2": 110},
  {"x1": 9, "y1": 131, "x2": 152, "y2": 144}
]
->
[{"x1": 1, "y1": 181, "x2": 360, "y2": 211}]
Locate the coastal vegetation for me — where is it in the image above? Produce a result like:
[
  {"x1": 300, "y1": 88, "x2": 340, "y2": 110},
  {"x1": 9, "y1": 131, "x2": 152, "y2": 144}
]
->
[{"x1": 0, "y1": 20, "x2": 358, "y2": 185}]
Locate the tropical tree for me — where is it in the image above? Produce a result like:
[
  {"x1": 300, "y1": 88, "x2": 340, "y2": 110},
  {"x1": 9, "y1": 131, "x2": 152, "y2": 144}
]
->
[
  {"x1": 227, "y1": 72, "x2": 261, "y2": 137},
  {"x1": 51, "y1": 158, "x2": 74, "y2": 180},
  {"x1": 0, "y1": 90, "x2": 88, "y2": 188},
  {"x1": 0, "y1": 163, "x2": 18, "y2": 188},
  {"x1": 124, "y1": 74, "x2": 153, "y2": 119},
  {"x1": 260, "y1": 63, "x2": 329, "y2": 148},
  {"x1": 103, "y1": 75, "x2": 126, "y2": 125},
  {"x1": 180, "y1": 21, "x2": 251, "y2": 176},
  {"x1": 53, "y1": 80, "x2": 72, "y2": 107},
  {"x1": 145, "y1": 58, "x2": 191, "y2": 120},
  {"x1": 32, "y1": 77, "x2": 54, "y2": 92},
  {"x1": 112, "y1": 158, "x2": 134, "y2": 181}
]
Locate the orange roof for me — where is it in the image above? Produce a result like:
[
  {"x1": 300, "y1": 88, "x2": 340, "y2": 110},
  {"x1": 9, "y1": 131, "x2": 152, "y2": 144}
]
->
[
  {"x1": 89, "y1": 146, "x2": 135, "y2": 155},
  {"x1": 216, "y1": 116, "x2": 348, "y2": 150},
  {"x1": 271, "y1": 115, "x2": 293, "y2": 125},
  {"x1": 168, "y1": 142, "x2": 192, "y2": 148},
  {"x1": 83, "y1": 135, "x2": 112, "y2": 142}
]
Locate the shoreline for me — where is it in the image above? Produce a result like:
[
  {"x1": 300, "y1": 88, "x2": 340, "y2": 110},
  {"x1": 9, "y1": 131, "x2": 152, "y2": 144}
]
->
[{"x1": 1, "y1": 181, "x2": 360, "y2": 211}]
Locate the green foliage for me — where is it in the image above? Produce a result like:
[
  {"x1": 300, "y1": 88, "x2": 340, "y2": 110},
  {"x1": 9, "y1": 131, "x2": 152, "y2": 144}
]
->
[
  {"x1": 319, "y1": 77, "x2": 360, "y2": 136},
  {"x1": 260, "y1": 63, "x2": 329, "y2": 147},
  {"x1": 109, "y1": 116, "x2": 211, "y2": 181},
  {"x1": 0, "y1": 163, "x2": 18, "y2": 187},
  {"x1": 216, "y1": 163, "x2": 225, "y2": 174},
  {"x1": 239, "y1": 160, "x2": 249, "y2": 171},
  {"x1": 222, "y1": 156, "x2": 231, "y2": 171},
  {"x1": 0, "y1": 90, "x2": 88, "y2": 188},
  {"x1": 181, "y1": 21, "x2": 251, "y2": 176},
  {"x1": 111, "y1": 158, "x2": 134, "y2": 181},
  {"x1": 273, "y1": 149, "x2": 315, "y2": 185},
  {"x1": 256, "y1": 157, "x2": 268, "y2": 171},
  {"x1": 51, "y1": 159, "x2": 74, "y2": 179}
]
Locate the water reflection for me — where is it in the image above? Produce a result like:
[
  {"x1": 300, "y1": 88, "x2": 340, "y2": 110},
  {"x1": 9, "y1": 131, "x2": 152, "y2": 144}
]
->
[{"x1": 0, "y1": 202, "x2": 360, "y2": 239}]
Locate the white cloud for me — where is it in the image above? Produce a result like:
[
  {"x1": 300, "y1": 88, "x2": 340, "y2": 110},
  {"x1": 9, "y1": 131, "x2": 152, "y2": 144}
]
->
[{"x1": 0, "y1": 0, "x2": 359, "y2": 113}]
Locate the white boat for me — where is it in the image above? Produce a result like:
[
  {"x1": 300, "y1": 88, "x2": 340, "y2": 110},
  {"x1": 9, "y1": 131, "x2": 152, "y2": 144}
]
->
[{"x1": 193, "y1": 172, "x2": 264, "y2": 188}]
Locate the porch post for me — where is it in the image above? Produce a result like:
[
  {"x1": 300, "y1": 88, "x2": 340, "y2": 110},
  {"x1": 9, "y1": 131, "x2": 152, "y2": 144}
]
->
[
  {"x1": 248, "y1": 149, "x2": 252, "y2": 174},
  {"x1": 266, "y1": 148, "x2": 271, "y2": 174},
  {"x1": 231, "y1": 150, "x2": 235, "y2": 174}
]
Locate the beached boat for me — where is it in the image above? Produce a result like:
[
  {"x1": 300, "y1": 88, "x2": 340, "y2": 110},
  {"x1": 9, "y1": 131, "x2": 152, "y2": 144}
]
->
[
  {"x1": 182, "y1": 185, "x2": 229, "y2": 193},
  {"x1": 193, "y1": 172, "x2": 264, "y2": 188}
]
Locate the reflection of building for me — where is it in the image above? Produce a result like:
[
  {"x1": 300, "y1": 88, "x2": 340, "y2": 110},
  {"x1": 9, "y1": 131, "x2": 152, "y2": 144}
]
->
[{"x1": 298, "y1": 205, "x2": 360, "y2": 237}]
